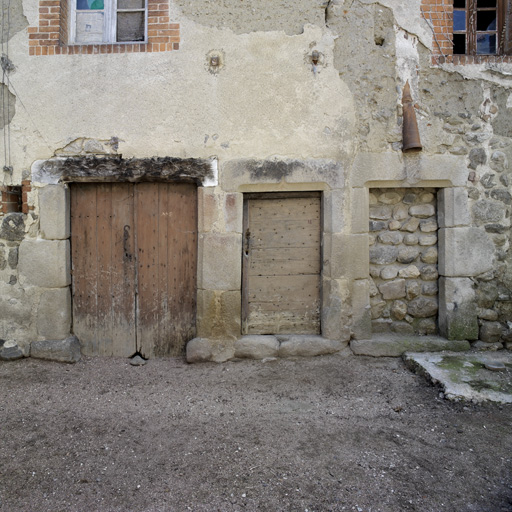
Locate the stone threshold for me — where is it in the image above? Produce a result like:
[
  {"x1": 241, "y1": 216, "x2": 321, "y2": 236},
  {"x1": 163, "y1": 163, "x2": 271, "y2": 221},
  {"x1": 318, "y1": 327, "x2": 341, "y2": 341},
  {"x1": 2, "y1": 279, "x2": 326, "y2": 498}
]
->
[
  {"x1": 350, "y1": 335, "x2": 471, "y2": 357},
  {"x1": 187, "y1": 335, "x2": 349, "y2": 363}
]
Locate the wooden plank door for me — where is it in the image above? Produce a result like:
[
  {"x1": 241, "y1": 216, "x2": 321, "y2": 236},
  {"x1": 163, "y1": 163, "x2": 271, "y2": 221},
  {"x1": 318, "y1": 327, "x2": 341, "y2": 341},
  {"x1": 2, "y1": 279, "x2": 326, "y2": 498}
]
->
[
  {"x1": 71, "y1": 183, "x2": 136, "y2": 357},
  {"x1": 71, "y1": 182, "x2": 197, "y2": 358},
  {"x1": 242, "y1": 193, "x2": 322, "y2": 335}
]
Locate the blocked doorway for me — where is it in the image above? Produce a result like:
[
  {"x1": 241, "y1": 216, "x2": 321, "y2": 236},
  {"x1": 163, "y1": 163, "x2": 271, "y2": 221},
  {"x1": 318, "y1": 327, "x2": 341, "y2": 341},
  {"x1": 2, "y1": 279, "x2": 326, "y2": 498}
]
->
[
  {"x1": 70, "y1": 182, "x2": 197, "y2": 358},
  {"x1": 242, "y1": 192, "x2": 322, "y2": 335},
  {"x1": 369, "y1": 188, "x2": 439, "y2": 335}
]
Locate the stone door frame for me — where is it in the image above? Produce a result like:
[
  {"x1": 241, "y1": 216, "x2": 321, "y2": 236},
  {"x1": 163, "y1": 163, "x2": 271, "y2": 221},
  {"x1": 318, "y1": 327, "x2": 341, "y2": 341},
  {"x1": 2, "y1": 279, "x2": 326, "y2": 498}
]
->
[
  {"x1": 31, "y1": 155, "x2": 216, "y2": 354},
  {"x1": 350, "y1": 152, "x2": 493, "y2": 341}
]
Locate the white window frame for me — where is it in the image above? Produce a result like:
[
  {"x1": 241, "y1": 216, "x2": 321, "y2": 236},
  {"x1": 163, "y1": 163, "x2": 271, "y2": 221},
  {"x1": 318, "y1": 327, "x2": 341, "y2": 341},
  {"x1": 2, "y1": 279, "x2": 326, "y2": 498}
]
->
[{"x1": 69, "y1": 0, "x2": 148, "y2": 45}]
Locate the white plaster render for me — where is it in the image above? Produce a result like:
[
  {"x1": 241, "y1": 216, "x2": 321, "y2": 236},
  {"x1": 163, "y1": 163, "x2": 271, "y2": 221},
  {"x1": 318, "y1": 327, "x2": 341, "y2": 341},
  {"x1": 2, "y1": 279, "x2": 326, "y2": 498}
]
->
[
  {"x1": 438, "y1": 62, "x2": 512, "y2": 88},
  {"x1": 5, "y1": 23, "x2": 355, "y2": 182},
  {"x1": 395, "y1": 28, "x2": 421, "y2": 96},
  {"x1": 358, "y1": 0, "x2": 432, "y2": 49}
]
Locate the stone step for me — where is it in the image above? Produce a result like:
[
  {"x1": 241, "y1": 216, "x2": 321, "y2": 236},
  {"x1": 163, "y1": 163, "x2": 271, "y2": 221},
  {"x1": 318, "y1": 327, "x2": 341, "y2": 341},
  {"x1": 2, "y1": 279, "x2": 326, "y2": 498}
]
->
[{"x1": 350, "y1": 335, "x2": 470, "y2": 357}]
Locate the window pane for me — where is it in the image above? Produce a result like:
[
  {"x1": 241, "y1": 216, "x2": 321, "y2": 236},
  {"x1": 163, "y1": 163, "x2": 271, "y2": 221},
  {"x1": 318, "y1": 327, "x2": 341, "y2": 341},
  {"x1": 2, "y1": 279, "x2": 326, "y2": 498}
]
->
[
  {"x1": 117, "y1": 11, "x2": 145, "y2": 41},
  {"x1": 454, "y1": 0, "x2": 465, "y2": 7},
  {"x1": 453, "y1": 33, "x2": 466, "y2": 54},
  {"x1": 75, "y1": 11, "x2": 104, "y2": 42},
  {"x1": 477, "y1": 10, "x2": 497, "y2": 31},
  {"x1": 453, "y1": 10, "x2": 466, "y2": 31},
  {"x1": 76, "y1": 0, "x2": 104, "y2": 9},
  {"x1": 118, "y1": 0, "x2": 145, "y2": 9},
  {"x1": 477, "y1": 0, "x2": 496, "y2": 7},
  {"x1": 477, "y1": 33, "x2": 496, "y2": 53}
]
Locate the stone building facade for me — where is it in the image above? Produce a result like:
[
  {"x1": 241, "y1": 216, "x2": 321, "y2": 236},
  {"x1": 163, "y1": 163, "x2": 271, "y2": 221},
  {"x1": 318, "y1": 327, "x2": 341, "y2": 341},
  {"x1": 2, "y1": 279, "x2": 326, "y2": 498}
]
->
[{"x1": 0, "y1": 0, "x2": 511, "y2": 362}]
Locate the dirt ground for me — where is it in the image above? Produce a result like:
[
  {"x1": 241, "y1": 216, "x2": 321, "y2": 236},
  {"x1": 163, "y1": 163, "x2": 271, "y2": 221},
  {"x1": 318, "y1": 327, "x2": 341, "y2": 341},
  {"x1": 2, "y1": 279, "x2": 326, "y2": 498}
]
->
[{"x1": 1, "y1": 352, "x2": 511, "y2": 512}]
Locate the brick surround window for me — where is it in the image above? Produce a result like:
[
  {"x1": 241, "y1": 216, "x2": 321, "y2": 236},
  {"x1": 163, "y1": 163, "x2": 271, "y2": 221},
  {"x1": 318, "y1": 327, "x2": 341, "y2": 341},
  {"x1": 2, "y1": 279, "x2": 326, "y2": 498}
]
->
[
  {"x1": 28, "y1": 0, "x2": 179, "y2": 55},
  {"x1": 422, "y1": 0, "x2": 512, "y2": 64},
  {"x1": 0, "y1": 182, "x2": 33, "y2": 214}
]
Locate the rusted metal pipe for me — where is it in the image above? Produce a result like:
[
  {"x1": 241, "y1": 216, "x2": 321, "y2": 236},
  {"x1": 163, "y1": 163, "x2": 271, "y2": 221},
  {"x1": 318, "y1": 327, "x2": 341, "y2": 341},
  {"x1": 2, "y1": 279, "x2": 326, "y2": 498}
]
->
[{"x1": 402, "y1": 81, "x2": 422, "y2": 153}]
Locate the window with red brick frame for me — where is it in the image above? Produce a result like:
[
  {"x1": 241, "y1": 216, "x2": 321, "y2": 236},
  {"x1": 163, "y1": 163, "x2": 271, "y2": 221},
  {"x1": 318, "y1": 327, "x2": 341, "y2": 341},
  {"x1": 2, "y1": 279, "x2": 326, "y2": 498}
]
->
[
  {"x1": 28, "y1": 0, "x2": 180, "y2": 55},
  {"x1": 421, "y1": 0, "x2": 512, "y2": 64}
]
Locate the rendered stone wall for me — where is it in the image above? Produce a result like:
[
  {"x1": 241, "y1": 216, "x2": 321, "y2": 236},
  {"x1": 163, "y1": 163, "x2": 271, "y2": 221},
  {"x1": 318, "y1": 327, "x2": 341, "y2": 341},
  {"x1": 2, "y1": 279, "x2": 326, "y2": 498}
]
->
[
  {"x1": 369, "y1": 188, "x2": 439, "y2": 336},
  {"x1": 468, "y1": 139, "x2": 512, "y2": 347},
  {"x1": 0, "y1": 184, "x2": 72, "y2": 358},
  {"x1": 2, "y1": 0, "x2": 512, "y2": 357}
]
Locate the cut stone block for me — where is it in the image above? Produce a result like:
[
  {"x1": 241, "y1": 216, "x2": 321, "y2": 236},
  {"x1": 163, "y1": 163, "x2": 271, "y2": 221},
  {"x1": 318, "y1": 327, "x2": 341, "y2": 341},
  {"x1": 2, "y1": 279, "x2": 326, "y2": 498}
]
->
[
  {"x1": 277, "y1": 335, "x2": 345, "y2": 357},
  {"x1": 329, "y1": 234, "x2": 369, "y2": 280},
  {"x1": 324, "y1": 188, "x2": 346, "y2": 234},
  {"x1": 30, "y1": 336, "x2": 81, "y2": 363},
  {"x1": 439, "y1": 227, "x2": 494, "y2": 277},
  {"x1": 198, "y1": 233, "x2": 242, "y2": 290},
  {"x1": 196, "y1": 289, "x2": 241, "y2": 340},
  {"x1": 439, "y1": 277, "x2": 479, "y2": 341},
  {"x1": 321, "y1": 278, "x2": 351, "y2": 341},
  {"x1": 352, "y1": 279, "x2": 371, "y2": 339},
  {"x1": 350, "y1": 188, "x2": 368, "y2": 234},
  {"x1": 437, "y1": 188, "x2": 470, "y2": 228},
  {"x1": 39, "y1": 185, "x2": 70, "y2": 240},
  {"x1": 37, "y1": 288, "x2": 71, "y2": 339},
  {"x1": 351, "y1": 153, "x2": 468, "y2": 188},
  {"x1": 18, "y1": 239, "x2": 71, "y2": 288}
]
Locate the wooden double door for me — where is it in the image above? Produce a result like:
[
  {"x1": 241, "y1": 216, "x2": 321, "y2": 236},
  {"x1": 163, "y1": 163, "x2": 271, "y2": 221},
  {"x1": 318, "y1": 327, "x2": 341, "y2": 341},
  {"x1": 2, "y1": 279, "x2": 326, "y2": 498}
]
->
[
  {"x1": 242, "y1": 193, "x2": 322, "y2": 335},
  {"x1": 71, "y1": 182, "x2": 197, "y2": 358}
]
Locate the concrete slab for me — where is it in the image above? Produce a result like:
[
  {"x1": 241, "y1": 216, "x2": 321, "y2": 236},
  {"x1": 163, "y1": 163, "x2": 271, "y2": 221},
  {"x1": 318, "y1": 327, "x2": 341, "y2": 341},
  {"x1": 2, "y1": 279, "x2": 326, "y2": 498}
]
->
[{"x1": 403, "y1": 351, "x2": 512, "y2": 404}]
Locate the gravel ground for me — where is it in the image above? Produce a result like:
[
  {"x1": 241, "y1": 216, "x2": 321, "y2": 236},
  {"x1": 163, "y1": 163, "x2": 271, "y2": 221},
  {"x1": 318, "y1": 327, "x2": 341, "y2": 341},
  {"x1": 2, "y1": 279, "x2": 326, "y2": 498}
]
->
[{"x1": 1, "y1": 352, "x2": 511, "y2": 512}]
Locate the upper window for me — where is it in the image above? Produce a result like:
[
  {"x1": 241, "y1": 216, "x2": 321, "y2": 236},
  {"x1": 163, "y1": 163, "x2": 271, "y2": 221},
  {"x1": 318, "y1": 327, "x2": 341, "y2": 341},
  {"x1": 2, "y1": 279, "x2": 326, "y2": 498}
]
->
[
  {"x1": 453, "y1": 0, "x2": 510, "y2": 55},
  {"x1": 70, "y1": 0, "x2": 147, "y2": 44}
]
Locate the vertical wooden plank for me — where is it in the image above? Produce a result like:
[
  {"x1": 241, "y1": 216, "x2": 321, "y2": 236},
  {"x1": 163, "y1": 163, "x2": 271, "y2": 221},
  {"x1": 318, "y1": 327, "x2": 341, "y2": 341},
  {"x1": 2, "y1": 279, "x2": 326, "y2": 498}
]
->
[
  {"x1": 110, "y1": 183, "x2": 137, "y2": 356},
  {"x1": 165, "y1": 183, "x2": 197, "y2": 356},
  {"x1": 135, "y1": 182, "x2": 160, "y2": 358},
  {"x1": 155, "y1": 183, "x2": 169, "y2": 356},
  {"x1": 71, "y1": 183, "x2": 99, "y2": 355},
  {"x1": 95, "y1": 183, "x2": 113, "y2": 355}
]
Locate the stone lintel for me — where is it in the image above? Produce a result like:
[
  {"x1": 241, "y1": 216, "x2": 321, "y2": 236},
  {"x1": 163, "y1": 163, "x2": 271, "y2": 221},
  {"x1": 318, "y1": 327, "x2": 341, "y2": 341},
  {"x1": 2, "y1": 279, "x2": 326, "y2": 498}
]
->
[
  {"x1": 351, "y1": 152, "x2": 468, "y2": 188},
  {"x1": 32, "y1": 156, "x2": 215, "y2": 185},
  {"x1": 221, "y1": 158, "x2": 344, "y2": 192}
]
